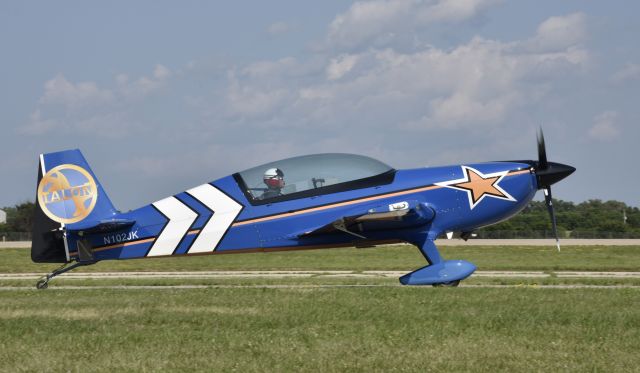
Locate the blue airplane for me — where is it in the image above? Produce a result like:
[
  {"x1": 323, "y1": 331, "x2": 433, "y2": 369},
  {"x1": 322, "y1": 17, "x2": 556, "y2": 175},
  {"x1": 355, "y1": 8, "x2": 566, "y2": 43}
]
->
[{"x1": 32, "y1": 131, "x2": 574, "y2": 289}]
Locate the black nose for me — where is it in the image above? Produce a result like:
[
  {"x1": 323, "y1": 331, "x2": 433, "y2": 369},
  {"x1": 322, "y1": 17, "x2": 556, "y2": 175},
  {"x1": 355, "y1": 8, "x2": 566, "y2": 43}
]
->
[{"x1": 535, "y1": 162, "x2": 576, "y2": 189}]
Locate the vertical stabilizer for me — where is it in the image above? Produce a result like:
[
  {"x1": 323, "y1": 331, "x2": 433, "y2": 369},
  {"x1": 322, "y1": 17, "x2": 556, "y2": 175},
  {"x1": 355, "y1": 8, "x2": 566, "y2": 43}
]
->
[{"x1": 32, "y1": 149, "x2": 118, "y2": 263}]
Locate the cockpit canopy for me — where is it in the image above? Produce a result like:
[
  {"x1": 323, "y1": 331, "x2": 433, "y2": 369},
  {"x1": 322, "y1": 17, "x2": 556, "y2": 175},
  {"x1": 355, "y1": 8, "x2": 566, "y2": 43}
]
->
[{"x1": 235, "y1": 153, "x2": 394, "y2": 204}]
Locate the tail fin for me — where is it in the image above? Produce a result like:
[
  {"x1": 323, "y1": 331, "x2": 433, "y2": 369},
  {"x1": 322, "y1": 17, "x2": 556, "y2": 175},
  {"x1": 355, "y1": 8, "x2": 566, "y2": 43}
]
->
[{"x1": 32, "y1": 149, "x2": 118, "y2": 263}]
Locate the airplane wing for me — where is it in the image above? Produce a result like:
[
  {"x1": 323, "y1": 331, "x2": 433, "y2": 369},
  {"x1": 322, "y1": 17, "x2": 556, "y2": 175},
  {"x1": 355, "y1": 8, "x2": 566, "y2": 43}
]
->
[{"x1": 297, "y1": 200, "x2": 435, "y2": 239}]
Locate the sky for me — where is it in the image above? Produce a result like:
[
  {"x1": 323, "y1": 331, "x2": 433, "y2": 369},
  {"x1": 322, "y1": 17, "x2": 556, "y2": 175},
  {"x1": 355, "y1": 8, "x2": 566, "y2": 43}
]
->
[{"x1": 1, "y1": 0, "x2": 638, "y2": 211}]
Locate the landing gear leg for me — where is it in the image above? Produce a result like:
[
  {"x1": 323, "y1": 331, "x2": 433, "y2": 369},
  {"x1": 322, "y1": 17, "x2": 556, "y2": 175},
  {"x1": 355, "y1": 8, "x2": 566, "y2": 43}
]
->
[
  {"x1": 35, "y1": 261, "x2": 94, "y2": 290},
  {"x1": 415, "y1": 238, "x2": 443, "y2": 265}
]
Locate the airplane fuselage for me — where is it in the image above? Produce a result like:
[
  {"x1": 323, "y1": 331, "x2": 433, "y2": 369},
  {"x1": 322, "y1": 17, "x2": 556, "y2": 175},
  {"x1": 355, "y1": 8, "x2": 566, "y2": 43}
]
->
[{"x1": 65, "y1": 161, "x2": 537, "y2": 261}]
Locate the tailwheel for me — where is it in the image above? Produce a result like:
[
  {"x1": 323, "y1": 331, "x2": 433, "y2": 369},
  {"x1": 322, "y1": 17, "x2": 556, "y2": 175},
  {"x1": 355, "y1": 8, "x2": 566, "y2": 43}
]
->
[
  {"x1": 34, "y1": 261, "x2": 95, "y2": 289},
  {"x1": 36, "y1": 278, "x2": 49, "y2": 290},
  {"x1": 432, "y1": 280, "x2": 460, "y2": 287}
]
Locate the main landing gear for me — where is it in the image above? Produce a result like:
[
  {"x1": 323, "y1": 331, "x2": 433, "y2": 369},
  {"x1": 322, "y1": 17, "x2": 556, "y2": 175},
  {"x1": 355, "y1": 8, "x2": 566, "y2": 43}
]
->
[
  {"x1": 35, "y1": 261, "x2": 95, "y2": 289},
  {"x1": 399, "y1": 235, "x2": 475, "y2": 286}
]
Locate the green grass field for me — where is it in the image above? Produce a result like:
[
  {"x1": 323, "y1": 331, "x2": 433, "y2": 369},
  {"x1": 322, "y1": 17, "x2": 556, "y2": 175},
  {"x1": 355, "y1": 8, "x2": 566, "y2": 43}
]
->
[
  {"x1": 2, "y1": 244, "x2": 640, "y2": 273},
  {"x1": 1, "y1": 245, "x2": 639, "y2": 372}
]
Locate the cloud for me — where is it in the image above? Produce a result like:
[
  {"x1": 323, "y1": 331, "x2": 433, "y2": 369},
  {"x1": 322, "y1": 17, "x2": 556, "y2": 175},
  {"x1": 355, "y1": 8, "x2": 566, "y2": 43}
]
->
[
  {"x1": 39, "y1": 74, "x2": 114, "y2": 109},
  {"x1": 159, "y1": 11, "x2": 587, "y2": 181},
  {"x1": 588, "y1": 111, "x2": 620, "y2": 141},
  {"x1": 326, "y1": 0, "x2": 413, "y2": 50},
  {"x1": 325, "y1": 0, "x2": 501, "y2": 51},
  {"x1": 117, "y1": 64, "x2": 172, "y2": 100},
  {"x1": 219, "y1": 23, "x2": 587, "y2": 134},
  {"x1": 23, "y1": 9, "x2": 591, "y2": 165},
  {"x1": 611, "y1": 63, "x2": 640, "y2": 83},
  {"x1": 422, "y1": 0, "x2": 502, "y2": 23},
  {"x1": 21, "y1": 65, "x2": 171, "y2": 136},
  {"x1": 225, "y1": 71, "x2": 291, "y2": 118},
  {"x1": 525, "y1": 12, "x2": 586, "y2": 53},
  {"x1": 326, "y1": 54, "x2": 359, "y2": 80}
]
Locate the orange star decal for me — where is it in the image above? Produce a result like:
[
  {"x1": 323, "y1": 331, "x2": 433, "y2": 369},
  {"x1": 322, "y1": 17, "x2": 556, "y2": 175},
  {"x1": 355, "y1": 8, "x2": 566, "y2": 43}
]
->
[{"x1": 436, "y1": 166, "x2": 516, "y2": 209}]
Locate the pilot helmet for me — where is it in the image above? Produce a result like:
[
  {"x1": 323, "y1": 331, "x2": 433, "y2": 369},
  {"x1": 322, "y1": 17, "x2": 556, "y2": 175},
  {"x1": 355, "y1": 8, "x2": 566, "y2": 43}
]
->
[{"x1": 263, "y1": 168, "x2": 285, "y2": 189}]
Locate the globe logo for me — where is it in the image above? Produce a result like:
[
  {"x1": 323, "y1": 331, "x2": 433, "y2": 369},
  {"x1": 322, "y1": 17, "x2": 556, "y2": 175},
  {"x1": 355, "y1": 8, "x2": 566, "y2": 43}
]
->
[{"x1": 37, "y1": 164, "x2": 98, "y2": 224}]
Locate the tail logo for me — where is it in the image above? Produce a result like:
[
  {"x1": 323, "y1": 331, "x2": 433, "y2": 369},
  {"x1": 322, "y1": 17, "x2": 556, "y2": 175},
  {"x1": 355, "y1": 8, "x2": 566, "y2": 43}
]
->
[{"x1": 37, "y1": 164, "x2": 98, "y2": 224}]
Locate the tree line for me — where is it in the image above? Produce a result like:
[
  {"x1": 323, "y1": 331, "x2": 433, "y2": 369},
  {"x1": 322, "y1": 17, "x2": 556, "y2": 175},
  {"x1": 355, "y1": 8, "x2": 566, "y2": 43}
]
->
[
  {"x1": 0, "y1": 202, "x2": 35, "y2": 234},
  {"x1": 1, "y1": 199, "x2": 639, "y2": 238},
  {"x1": 477, "y1": 199, "x2": 640, "y2": 238}
]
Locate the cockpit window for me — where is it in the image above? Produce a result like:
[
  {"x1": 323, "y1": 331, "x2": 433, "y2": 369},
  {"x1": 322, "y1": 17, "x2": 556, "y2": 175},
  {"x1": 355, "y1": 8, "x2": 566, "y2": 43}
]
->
[{"x1": 235, "y1": 153, "x2": 394, "y2": 204}]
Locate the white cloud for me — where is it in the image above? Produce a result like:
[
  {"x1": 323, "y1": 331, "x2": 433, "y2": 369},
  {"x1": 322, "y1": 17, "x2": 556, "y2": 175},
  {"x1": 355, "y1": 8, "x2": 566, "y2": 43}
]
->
[
  {"x1": 25, "y1": 10, "x2": 590, "y2": 148},
  {"x1": 40, "y1": 74, "x2": 114, "y2": 109},
  {"x1": 427, "y1": 91, "x2": 519, "y2": 128},
  {"x1": 526, "y1": 12, "x2": 586, "y2": 53},
  {"x1": 326, "y1": 54, "x2": 359, "y2": 80},
  {"x1": 327, "y1": 0, "x2": 412, "y2": 50},
  {"x1": 213, "y1": 36, "x2": 587, "y2": 138},
  {"x1": 611, "y1": 63, "x2": 640, "y2": 83},
  {"x1": 225, "y1": 71, "x2": 291, "y2": 118},
  {"x1": 421, "y1": 0, "x2": 502, "y2": 23},
  {"x1": 326, "y1": 0, "x2": 501, "y2": 51},
  {"x1": 203, "y1": 13, "x2": 590, "y2": 141},
  {"x1": 588, "y1": 111, "x2": 620, "y2": 141},
  {"x1": 117, "y1": 64, "x2": 172, "y2": 100},
  {"x1": 296, "y1": 32, "x2": 585, "y2": 130},
  {"x1": 22, "y1": 65, "x2": 171, "y2": 136}
]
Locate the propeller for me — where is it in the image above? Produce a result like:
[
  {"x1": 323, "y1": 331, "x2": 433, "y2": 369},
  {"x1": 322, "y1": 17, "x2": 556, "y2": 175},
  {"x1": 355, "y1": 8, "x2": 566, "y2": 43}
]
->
[
  {"x1": 537, "y1": 129, "x2": 548, "y2": 170},
  {"x1": 543, "y1": 184, "x2": 560, "y2": 252},
  {"x1": 534, "y1": 128, "x2": 575, "y2": 252}
]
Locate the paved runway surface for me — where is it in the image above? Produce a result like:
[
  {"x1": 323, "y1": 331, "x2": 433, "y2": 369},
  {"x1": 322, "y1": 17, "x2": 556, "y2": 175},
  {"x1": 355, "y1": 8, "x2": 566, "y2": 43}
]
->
[{"x1": 3, "y1": 270, "x2": 639, "y2": 290}]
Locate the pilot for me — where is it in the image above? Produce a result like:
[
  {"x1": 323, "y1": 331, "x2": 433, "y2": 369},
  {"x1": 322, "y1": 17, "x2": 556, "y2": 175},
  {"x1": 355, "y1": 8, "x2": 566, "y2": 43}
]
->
[{"x1": 260, "y1": 168, "x2": 285, "y2": 200}]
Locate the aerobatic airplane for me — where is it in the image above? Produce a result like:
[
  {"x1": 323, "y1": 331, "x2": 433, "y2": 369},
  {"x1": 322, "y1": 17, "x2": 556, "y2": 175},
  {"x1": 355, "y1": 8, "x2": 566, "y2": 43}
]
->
[{"x1": 32, "y1": 131, "x2": 574, "y2": 289}]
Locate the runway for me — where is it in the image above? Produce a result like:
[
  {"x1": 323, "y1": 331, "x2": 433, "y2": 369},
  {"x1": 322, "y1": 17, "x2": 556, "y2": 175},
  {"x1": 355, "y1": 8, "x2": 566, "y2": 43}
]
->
[
  {"x1": 3, "y1": 270, "x2": 638, "y2": 290},
  {"x1": 1, "y1": 270, "x2": 640, "y2": 281}
]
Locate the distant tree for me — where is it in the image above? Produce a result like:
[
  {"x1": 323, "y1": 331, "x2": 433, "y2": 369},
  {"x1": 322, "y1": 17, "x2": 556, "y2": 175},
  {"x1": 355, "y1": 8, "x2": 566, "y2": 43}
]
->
[{"x1": 0, "y1": 202, "x2": 36, "y2": 232}]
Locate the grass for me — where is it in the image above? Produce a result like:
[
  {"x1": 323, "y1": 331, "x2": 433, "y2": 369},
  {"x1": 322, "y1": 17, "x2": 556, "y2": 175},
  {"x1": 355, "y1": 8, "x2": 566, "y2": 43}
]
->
[
  {"x1": 1, "y1": 245, "x2": 639, "y2": 372},
  {"x1": 1, "y1": 244, "x2": 640, "y2": 273},
  {"x1": 1, "y1": 287, "x2": 639, "y2": 372}
]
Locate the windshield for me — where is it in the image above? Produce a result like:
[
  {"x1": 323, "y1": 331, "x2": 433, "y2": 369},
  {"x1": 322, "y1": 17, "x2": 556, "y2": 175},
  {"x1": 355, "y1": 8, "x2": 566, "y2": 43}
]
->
[{"x1": 237, "y1": 153, "x2": 393, "y2": 202}]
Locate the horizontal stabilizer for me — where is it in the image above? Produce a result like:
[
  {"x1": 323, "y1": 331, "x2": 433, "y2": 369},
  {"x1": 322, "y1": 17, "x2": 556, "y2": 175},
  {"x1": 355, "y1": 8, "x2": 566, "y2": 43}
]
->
[{"x1": 68, "y1": 219, "x2": 136, "y2": 234}]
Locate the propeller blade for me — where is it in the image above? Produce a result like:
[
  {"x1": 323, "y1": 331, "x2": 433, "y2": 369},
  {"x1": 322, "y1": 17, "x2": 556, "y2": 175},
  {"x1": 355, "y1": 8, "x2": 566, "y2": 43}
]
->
[
  {"x1": 537, "y1": 128, "x2": 548, "y2": 170},
  {"x1": 543, "y1": 187, "x2": 560, "y2": 252}
]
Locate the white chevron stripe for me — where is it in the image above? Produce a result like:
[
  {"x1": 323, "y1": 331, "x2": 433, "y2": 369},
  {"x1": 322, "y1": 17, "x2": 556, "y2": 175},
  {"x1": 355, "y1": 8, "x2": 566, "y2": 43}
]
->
[
  {"x1": 148, "y1": 197, "x2": 197, "y2": 257},
  {"x1": 187, "y1": 184, "x2": 243, "y2": 253}
]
